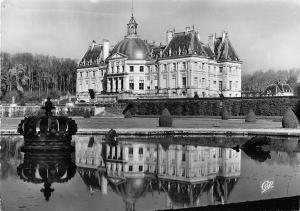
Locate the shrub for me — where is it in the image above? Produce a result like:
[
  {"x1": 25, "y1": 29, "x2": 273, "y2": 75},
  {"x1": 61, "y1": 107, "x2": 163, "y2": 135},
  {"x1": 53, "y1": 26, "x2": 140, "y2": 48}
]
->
[
  {"x1": 159, "y1": 108, "x2": 173, "y2": 127},
  {"x1": 24, "y1": 107, "x2": 34, "y2": 116},
  {"x1": 282, "y1": 107, "x2": 298, "y2": 128},
  {"x1": 245, "y1": 109, "x2": 256, "y2": 123},
  {"x1": 119, "y1": 96, "x2": 300, "y2": 117},
  {"x1": 83, "y1": 109, "x2": 91, "y2": 118},
  {"x1": 294, "y1": 100, "x2": 300, "y2": 121},
  {"x1": 221, "y1": 106, "x2": 229, "y2": 120},
  {"x1": 124, "y1": 110, "x2": 132, "y2": 118},
  {"x1": 19, "y1": 100, "x2": 26, "y2": 106}
]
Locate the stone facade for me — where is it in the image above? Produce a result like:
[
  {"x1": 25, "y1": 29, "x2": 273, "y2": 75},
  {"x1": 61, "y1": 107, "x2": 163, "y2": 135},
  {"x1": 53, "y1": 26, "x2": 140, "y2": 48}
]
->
[{"x1": 76, "y1": 14, "x2": 242, "y2": 102}]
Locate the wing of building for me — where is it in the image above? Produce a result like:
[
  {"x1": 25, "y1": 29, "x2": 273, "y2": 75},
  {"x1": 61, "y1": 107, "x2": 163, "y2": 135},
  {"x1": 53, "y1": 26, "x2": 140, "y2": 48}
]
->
[{"x1": 76, "y1": 14, "x2": 242, "y2": 102}]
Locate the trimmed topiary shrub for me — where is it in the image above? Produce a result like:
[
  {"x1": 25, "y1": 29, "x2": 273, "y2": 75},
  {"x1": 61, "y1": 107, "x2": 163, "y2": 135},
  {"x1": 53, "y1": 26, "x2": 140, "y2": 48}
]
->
[
  {"x1": 221, "y1": 106, "x2": 229, "y2": 120},
  {"x1": 159, "y1": 108, "x2": 173, "y2": 127},
  {"x1": 245, "y1": 109, "x2": 256, "y2": 123},
  {"x1": 124, "y1": 110, "x2": 132, "y2": 118},
  {"x1": 282, "y1": 107, "x2": 298, "y2": 128}
]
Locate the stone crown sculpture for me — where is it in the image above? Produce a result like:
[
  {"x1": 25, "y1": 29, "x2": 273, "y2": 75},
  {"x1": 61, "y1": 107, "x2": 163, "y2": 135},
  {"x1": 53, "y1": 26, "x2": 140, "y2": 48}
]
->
[
  {"x1": 17, "y1": 97, "x2": 77, "y2": 152},
  {"x1": 17, "y1": 97, "x2": 77, "y2": 139}
]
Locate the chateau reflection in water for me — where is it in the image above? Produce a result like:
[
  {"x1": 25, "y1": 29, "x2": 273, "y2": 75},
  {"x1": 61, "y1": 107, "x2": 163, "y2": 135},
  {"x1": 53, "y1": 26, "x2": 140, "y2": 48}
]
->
[{"x1": 75, "y1": 136, "x2": 241, "y2": 210}]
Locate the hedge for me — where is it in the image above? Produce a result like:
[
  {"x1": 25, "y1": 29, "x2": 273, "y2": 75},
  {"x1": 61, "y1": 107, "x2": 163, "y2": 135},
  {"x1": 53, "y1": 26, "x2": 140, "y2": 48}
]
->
[{"x1": 121, "y1": 97, "x2": 300, "y2": 117}]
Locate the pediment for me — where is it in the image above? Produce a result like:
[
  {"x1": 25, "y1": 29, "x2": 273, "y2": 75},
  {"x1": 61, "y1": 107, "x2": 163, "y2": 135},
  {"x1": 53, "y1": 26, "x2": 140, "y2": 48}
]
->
[{"x1": 107, "y1": 52, "x2": 127, "y2": 60}]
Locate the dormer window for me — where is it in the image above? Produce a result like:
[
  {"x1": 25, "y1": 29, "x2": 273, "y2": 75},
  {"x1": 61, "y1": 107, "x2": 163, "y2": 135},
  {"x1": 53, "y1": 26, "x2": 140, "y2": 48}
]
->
[{"x1": 182, "y1": 62, "x2": 186, "y2": 70}]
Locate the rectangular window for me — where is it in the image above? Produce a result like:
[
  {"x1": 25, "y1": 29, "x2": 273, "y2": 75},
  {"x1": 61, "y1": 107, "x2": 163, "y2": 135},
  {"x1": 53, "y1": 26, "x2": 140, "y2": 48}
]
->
[
  {"x1": 182, "y1": 62, "x2": 186, "y2": 70},
  {"x1": 129, "y1": 147, "x2": 133, "y2": 155},
  {"x1": 220, "y1": 67, "x2": 223, "y2": 73},
  {"x1": 139, "y1": 147, "x2": 143, "y2": 155},
  {"x1": 194, "y1": 77, "x2": 198, "y2": 88},
  {"x1": 130, "y1": 66, "x2": 134, "y2": 72},
  {"x1": 173, "y1": 63, "x2": 176, "y2": 71},
  {"x1": 139, "y1": 165, "x2": 143, "y2": 172},
  {"x1": 140, "y1": 66, "x2": 144, "y2": 72},
  {"x1": 194, "y1": 62, "x2": 198, "y2": 68},
  {"x1": 182, "y1": 77, "x2": 187, "y2": 88},
  {"x1": 229, "y1": 81, "x2": 232, "y2": 90},
  {"x1": 129, "y1": 165, "x2": 133, "y2": 171},
  {"x1": 182, "y1": 152, "x2": 186, "y2": 162},
  {"x1": 129, "y1": 80, "x2": 134, "y2": 90},
  {"x1": 202, "y1": 63, "x2": 205, "y2": 69},
  {"x1": 139, "y1": 80, "x2": 144, "y2": 90},
  {"x1": 163, "y1": 64, "x2": 167, "y2": 71},
  {"x1": 219, "y1": 81, "x2": 223, "y2": 91}
]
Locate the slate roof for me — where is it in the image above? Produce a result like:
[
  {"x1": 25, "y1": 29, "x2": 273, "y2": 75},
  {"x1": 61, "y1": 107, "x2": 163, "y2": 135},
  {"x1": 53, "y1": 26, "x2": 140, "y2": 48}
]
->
[
  {"x1": 160, "y1": 30, "x2": 241, "y2": 63},
  {"x1": 214, "y1": 36, "x2": 240, "y2": 62},
  {"x1": 79, "y1": 43, "x2": 104, "y2": 67},
  {"x1": 261, "y1": 83, "x2": 293, "y2": 96},
  {"x1": 161, "y1": 31, "x2": 209, "y2": 58}
]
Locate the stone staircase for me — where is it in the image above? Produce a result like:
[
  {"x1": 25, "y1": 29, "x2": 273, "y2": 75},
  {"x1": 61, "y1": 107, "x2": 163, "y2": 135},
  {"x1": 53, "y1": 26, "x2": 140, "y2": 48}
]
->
[{"x1": 96, "y1": 103, "x2": 127, "y2": 117}]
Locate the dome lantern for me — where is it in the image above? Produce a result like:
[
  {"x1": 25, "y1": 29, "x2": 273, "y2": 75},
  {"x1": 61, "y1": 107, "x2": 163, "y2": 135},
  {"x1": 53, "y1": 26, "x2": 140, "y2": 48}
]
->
[{"x1": 126, "y1": 13, "x2": 138, "y2": 38}]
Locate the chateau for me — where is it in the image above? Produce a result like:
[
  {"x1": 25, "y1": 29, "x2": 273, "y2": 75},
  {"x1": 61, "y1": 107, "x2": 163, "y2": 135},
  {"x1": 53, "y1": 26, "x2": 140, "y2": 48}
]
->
[{"x1": 76, "y1": 13, "x2": 242, "y2": 102}]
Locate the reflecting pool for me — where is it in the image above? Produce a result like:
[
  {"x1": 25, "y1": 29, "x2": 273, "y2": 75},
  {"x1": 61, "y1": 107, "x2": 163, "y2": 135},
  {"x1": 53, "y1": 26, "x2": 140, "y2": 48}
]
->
[{"x1": 1, "y1": 135, "x2": 299, "y2": 211}]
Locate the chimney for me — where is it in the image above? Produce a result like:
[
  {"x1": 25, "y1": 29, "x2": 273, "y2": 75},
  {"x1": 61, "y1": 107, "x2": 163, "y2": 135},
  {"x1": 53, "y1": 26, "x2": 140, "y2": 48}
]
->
[
  {"x1": 196, "y1": 31, "x2": 200, "y2": 41},
  {"x1": 90, "y1": 40, "x2": 96, "y2": 50},
  {"x1": 185, "y1": 26, "x2": 191, "y2": 34},
  {"x1": 102, "y1": 39, "x2": 109, "y2": 60},
  {"x1": 208, "y1": 34, "x2": 215, "y2": 53},
  {"x1": 222, "y1": 31, "x2": 228, "y2": 42},
  {"x1": 166, "y1": 30, "x2": 173, "y2": 44}
]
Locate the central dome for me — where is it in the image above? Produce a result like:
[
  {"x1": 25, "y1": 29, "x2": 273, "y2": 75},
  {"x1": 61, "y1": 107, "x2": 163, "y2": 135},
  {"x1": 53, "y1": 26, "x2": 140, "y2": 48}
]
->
[{"x1": 110, "y1": 37, "x2": 151, "y2": 60}]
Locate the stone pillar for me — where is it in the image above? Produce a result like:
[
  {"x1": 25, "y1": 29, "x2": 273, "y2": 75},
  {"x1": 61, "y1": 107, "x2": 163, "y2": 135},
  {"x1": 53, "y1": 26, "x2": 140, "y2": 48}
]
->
[
  {"x1": 106, "y1": 145, "x2": 110, "y2": 158},
  {"x1": 176, "y1": 62, "x2": 180, "y2": 88},
  {"x1": 112, "y1": 78, "x2": 116, "y2": 92},
  {"x1": 107, "y1": 78, "x2": 111, "y2": 93},
  {"x1": 158, "y1": 65, "x2": 162, "y2": 90},
  {"x1": 123, "y1": 77, "x2": 127, "y2": 91},
  {"x1": 117, "y1": 145, "x2": 121, "y2": 159},
  {"x1": 101, "y1": 175, "x2": 107, "y2": 195},
  {"x1": 118, "y1": 78, "x2": 121, "y2": 92}
]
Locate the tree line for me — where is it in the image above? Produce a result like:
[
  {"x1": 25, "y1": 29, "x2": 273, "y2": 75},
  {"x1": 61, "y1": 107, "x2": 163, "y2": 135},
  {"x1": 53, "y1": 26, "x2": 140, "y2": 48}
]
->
[
  {"x1": 0, "y1": 52, "x2": 77, "y2": 103},
  {"x1": 241, "y1": 69, "x2": 300, "y2": 94}
]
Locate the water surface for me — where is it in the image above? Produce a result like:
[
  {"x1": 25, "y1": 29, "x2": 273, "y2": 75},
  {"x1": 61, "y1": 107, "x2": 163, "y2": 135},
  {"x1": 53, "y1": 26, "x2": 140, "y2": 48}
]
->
[{"x1": 1, "y1": 135, "x2": 299, "y2": 211}]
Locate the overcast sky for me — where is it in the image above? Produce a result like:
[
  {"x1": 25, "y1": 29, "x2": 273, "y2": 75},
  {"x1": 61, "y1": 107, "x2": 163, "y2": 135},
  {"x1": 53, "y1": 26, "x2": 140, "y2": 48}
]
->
[{"x1": 1, "y1": 0, "x2": 300, "y2": 72}]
